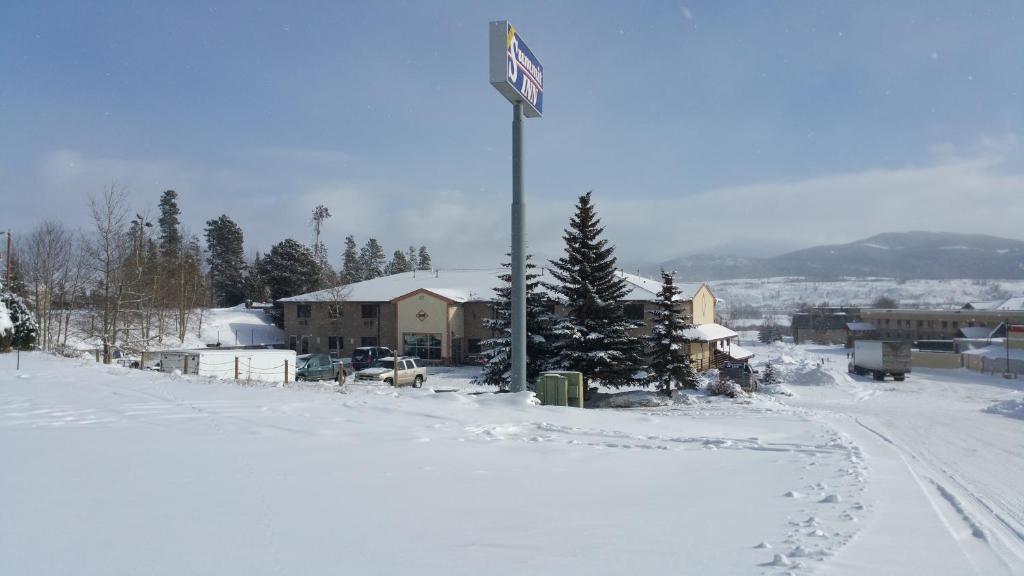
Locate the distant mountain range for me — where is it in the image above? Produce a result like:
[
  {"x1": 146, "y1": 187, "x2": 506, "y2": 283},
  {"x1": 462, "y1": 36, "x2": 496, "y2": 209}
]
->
[{"x1": 661, "y1": 232, "x2": 1024, "y2": 280}]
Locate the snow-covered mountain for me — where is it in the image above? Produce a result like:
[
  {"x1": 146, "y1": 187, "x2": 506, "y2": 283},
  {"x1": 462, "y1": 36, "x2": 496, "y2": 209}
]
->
[{"x1": 662, "y1": 231, "x2": 1024, "y2": 280}]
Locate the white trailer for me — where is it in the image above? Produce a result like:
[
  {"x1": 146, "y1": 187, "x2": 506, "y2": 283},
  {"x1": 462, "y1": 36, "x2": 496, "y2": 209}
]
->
[
  {"x1": 849, "y1": 340, "x2": 911, "y2": 381},
  {"x1": 158, "y1": 348, "x2": 297, "y2": 383}
]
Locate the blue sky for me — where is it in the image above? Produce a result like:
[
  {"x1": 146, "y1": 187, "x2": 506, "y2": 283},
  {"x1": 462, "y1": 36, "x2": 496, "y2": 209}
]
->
[{"x1": 2, "y1": 1, "x2": 1022, "y2": 267}]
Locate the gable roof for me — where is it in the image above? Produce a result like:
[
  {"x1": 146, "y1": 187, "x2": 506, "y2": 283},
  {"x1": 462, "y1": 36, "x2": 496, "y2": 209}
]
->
[{"x1": 279, "y1": 268, "x2": 710, "y2": 304}]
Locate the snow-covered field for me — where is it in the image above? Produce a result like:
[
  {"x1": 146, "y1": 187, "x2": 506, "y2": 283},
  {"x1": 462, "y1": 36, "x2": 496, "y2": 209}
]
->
[
  {"x1": 710, "y1": 277, "x2": 1024, "y2": 312},
  {"x1": 1, "y1": 344, "x2": 1022, "y2": 575}
]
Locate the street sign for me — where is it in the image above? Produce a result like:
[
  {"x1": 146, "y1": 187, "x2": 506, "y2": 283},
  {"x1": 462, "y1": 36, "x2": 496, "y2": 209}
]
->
[{"x1": 489, "y1": 20, "x2": 543, "y2": 117}]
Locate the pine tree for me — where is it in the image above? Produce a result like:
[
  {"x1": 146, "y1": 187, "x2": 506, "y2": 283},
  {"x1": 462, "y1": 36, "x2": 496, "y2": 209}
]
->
[
  {"x1": 546, "y1": 191, "x2": 644, "y2": 390},
  {"x1": 312, "y1": 241, "x2": 337, "y2": 289},
  {"x1": 204, "y1": 215, "x2": 247, "y2": 307},
  {"x1": 0, "y1": 279, "x2": 37, "y2": 352},
  {"x1": 157, "y1": 190, "x2": 182, "y2": 261},
  {"x1": 417, "y1": 245, "x2": 432, "y2": 271},
  {"x1": 761, "y1": 363, "x2": 780, "y2": 387},
  {"x1": 359, "y1": 238, "x2": 387, "y2": 280},
  {"x1": 385, "y1": 249, "x2": 413, "y2": 275},
  {"x1": 645, "y1": 270, "x2": 699, "y2": 395},
  {"x1": 260, "y1": 239, "x2": 320, "y2": 300},
  {"x1": 340, "y1": 235, "x2": 362, "y2": 284},
  {"x1": 243, "y1": 253, "x2": 271, "y2": 303},
  {"x1": 474, "y1": 255, "x2": 556, "y2": 390},
  {"x1": 405, "y1": 246, "x2": 418, "y2": 270}
]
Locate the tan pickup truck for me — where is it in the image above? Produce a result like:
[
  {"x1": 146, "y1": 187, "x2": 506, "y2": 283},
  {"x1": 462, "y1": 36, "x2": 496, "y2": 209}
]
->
[{"x1": 355, "y1": 356, "x2": 427, "y2": 387}]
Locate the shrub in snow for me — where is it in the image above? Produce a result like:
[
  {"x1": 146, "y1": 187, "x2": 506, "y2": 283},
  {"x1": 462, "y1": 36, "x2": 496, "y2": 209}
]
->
[
  {"x1": 706, "y1": 378, "x2": 745, "y2": 398},
  {"x1": 761, "y1": 363, "x2": 781, "y2": 386},
  {"x1": 0, "y1": 280, "x2": 37, "y2": 352}
]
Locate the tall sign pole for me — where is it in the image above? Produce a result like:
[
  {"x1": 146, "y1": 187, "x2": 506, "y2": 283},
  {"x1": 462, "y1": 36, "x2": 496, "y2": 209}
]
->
[{"x1": 490, "y1": 21, "x2": 543, "y2": 393}]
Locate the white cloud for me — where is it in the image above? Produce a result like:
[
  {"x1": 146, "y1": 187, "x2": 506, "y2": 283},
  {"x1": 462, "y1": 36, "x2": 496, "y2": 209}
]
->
[{"x1": 8, "y1": 143, "x2": 1024, "y2": 272}]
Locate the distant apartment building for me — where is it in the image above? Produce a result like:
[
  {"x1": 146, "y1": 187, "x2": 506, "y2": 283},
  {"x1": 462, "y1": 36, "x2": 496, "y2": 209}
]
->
[
  {"x1": 859, "y1": 307, "x2": 1024, "y2": 342},
  {"x1": 277, "y1": 269, "x2": 749, "y2": 370},
  {"x1": 791, "y1": 307, "x2": 862, "y2": 345}
]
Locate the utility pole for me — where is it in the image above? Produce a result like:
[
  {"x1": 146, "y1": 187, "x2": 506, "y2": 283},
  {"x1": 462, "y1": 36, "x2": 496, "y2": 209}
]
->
[
  {"x1": 510, "y1": 101, "x2": 527, "y2": 393},
  {"x1": 4, "y1": 229, "x2": 11, "y2": 283}
]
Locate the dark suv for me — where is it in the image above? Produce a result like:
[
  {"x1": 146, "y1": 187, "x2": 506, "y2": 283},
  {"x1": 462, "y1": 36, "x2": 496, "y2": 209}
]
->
[{"x1": 351, "y1": 346, "x2": 393, "y2": 371}]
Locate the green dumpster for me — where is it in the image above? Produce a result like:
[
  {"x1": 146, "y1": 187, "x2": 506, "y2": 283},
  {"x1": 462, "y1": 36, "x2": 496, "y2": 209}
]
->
[{"x1": 537, "y1": 371, "x2": 584, "y2": 408}]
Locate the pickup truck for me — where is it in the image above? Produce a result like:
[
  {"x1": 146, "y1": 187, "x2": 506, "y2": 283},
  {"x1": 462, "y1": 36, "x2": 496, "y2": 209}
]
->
[
  {"x1": 355, "y1": 356, "x2": 426, "y2": 387},
  {"x1": 296, "y1": 353, "x2": 349, "y2": 382}
]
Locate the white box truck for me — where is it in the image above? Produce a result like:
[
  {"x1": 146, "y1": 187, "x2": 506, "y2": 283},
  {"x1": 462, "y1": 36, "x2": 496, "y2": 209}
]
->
[
  {"x1": 849, "y1": 340, "x2": 911, "y2": 381},
  {"x1": 159, "y1": 348, "x2": 297, "y2": 383}
]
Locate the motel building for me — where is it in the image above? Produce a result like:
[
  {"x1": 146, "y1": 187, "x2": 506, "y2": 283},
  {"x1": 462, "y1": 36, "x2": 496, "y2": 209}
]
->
[{"x1": 278, "y1": 269, "x2": 750, "y2": 370}]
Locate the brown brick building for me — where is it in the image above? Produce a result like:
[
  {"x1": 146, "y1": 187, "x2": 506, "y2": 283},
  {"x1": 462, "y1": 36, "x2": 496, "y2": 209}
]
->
[{"x1": 278, "y1": 269, "x2": 744, "y2": 368}]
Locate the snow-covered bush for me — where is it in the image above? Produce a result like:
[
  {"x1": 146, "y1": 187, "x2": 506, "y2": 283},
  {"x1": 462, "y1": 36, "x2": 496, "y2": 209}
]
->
[
  {"x1": 706, "y1": 378, "x2": 745, "y2": 398},
  {"x1": 0, "y1": 281, "x2": 37, "y2": 352}
]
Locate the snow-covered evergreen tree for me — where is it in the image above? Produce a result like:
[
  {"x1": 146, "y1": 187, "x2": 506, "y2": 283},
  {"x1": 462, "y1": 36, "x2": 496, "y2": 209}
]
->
[
  {"x1": 474, "y1": 255, "x2": 556, "y2": 390},
  {"x1": 204, "y1": 215, "x2": 247, "y2": 307},
  {"x1": 243, "y1": 253, "x2": 270, "y2": 303},
  {"x1": 157, "y1": 190, "x2": 182, "y2": 262},
  {"x1": 259, "y1": 239, "x2": 320, "y2": 300},
  {"x1": 761, "y1": 362, "x2": 780, "y2": 387},
  {"x1": 385, "y1": 249, "x2": 413, "y2": 275},
  {"x1": 358, "y1": 238, "x2": 387, "y2": 280},
  {"x1": 416, "y1": 245, "x2": 432, "y2": 271},
  {"x1": 340, "y1": 235, "x2": 362, "y2": 284},
  {"x1": 546, "y1": 191, "x2": 644, "y2": 390},
  {"x1": 645, "y1": 270, "x2": 699, "y2": 395},
  {"x1": 406, "y1": 246, "x2": 419, "y2": 271},
  {"x1": 0, "y1": 280, "x2": 37, "y2": 352}
]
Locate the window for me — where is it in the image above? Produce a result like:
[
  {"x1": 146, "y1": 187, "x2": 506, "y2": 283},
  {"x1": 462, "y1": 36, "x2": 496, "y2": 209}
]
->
[
  {"x1": 624, "y1": 302, "x2": 645, "y2": 322},
  {"x1": 361, "y1": 336, "x2": 378, "y2": 347},
  {"x1": 289, "y1": 336, "x2": 297, "y2": 351},
  {"x1": 941, "y1": 321, "x2": 948, "y2": 328},
  {"x1": 917, "y1": 320, "x2": 923, "y2": 328},
  {"x1": 328, "y1": 303, "x2": 343, "y2": 320},
  {"x1": 301, "y1": 337, "x2": 309, "y2": 354},
  {"x1": 467, "y1": 339, "x2": 482, "y2": 354},
  {"x1": 328, "y1": 336, "x2": 343, "y2": 352},
  {"x1": 297, "y1": 304, "x2": 312, "y2": 319},
  {"x1": 952, "y1": 321, "x2": 959, "y2": 329},
  {"x1": 404, "y1": 333, "x2": 442, "y2": 361},
  {"x1": 361, "y1": 304, "x2": 378, "y2": 319}
]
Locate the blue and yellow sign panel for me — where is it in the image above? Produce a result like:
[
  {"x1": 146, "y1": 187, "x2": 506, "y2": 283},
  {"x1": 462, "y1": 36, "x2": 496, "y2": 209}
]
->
[{"x1": 490, "y1": 21, "x2": 543, "y2": 117}]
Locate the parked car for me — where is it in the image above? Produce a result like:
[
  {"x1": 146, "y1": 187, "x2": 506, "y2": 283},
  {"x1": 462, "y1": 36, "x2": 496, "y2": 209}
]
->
[
  {"x1": 355, "y1": 356, "x2": 426, "y2": 387},
  {"x1": 296, "y1": 353, "x2": 342, "y2": 382},
  {"x1": 351, "y1": 346, "x2": 393, "y2": 371}
]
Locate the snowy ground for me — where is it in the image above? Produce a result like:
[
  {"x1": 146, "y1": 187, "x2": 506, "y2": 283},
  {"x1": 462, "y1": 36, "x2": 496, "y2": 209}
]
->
[{"x1": 1, "y1": 345, "x2": 1022, "y2": 575}]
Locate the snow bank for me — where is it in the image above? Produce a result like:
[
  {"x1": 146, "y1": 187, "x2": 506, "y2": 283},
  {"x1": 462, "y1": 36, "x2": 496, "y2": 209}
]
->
[
  {"x1": 984, "y1": 398, "x2": 1024, "y2": 421},
  {"x1": 593, "y1": 390, "x2": 675, "y2": 408},
  {"x1": 0, "y1": 300, "x2": 11, "y2": 336}
]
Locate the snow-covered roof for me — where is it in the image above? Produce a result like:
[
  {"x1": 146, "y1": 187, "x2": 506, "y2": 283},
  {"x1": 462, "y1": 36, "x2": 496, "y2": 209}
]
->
[
  {"x1": 280, "y1": 269, "x2": 709, "y2": 304},
  {"x1": 963, "y1": 297, "x2": 1024, "y2": 311},
  {"x1": 957, "y1": 326, "x2": 998, "y2": 339},
  {"x1": 962, "y1": 345, "x2": 1024, "y2": 361},
  {"x1": 726, "y1": 344, "x2": 755, "y2": 360},
  {"x1": 682, "y1": 323, "x2": 738, "y2": 342},
  {"x1": 847, "y1": 322, "x2": 877, "y2": 331},
  {"x1": 963, "y1": 300, "x2": 1002, "y2": 310},
  {"x1": 612, "y1": 270, "x2": 706, "y2": 302},
  {"x1": 996, "y1": 297, "x2": 1024, "y2": 311}
]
